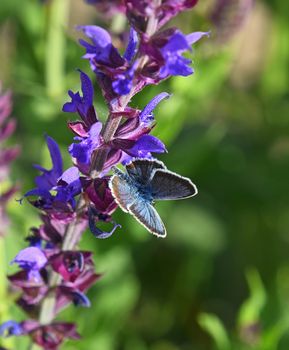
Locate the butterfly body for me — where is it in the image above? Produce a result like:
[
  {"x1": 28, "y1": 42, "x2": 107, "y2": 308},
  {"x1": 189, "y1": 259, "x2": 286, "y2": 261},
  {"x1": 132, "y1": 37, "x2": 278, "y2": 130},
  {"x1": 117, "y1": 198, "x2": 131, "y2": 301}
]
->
[{"x1": 109, "y1": 159, "x2": 197, "y2": 238}]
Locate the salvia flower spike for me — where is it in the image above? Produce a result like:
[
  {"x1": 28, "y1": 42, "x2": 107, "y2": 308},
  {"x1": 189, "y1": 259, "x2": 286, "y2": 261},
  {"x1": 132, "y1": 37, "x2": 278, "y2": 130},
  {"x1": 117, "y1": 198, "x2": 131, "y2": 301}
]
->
[{"x1": 1, "y1": 1, "x2": 207, "y2": 348}]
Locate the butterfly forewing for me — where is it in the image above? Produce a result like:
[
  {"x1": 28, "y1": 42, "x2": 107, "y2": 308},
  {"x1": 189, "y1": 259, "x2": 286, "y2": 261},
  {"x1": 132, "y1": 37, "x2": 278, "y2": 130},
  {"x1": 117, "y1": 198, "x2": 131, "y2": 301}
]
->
[
  {"x1": 126, "y1": 159, "x2": 166, "y2": 185},
  {"x1": 128, "y1": 200, "x2": 166, "y2": 238},
  {"x1": 150, "y1": 169, "x2": 197, "y2": 200},
  {"x1": 109, "y1": 174, "x2": 137, "y2": 212}
]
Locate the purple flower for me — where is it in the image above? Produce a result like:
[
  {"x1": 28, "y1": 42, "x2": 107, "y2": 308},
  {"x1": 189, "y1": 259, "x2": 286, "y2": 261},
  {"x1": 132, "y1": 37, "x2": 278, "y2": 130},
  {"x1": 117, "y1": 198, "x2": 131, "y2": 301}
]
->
[
  {"x1": 125, "y1": 0, "x2": 199, "y2": 33},
  {"x1": 112, "y1": 63, "x2": 137, "y2": 96},
  {"x1": 78, "y1": 25, "x2": 139, "y2": 96},
  {"x1": 0, "y1": 320, "x2": 80, "y2": 349},
  {"x1": 85, "y1": 0, "x2": 126, "y2": 17},
  {"x1": 11, "y1": 247, "x2": 48, "y2": 281},
  {"x1": 24, "y1": 136, "x2": 82, "y2": 212},
  {"x1": 123, "y1": 27, "x2": 139, "y2": 62},
  {"x1": 88, "y1": 206, "x2": 121, "y2": 239},
  {"x1": 69, "y1": 122, "x2": 102, "y2": 167},
  {"x1": 24, "y1": 136, "x2": 62, "y2": 203},
  {"x1": 0, "y1": 84, "x2": 20, "y2": 237},
  {"x1": 58, "y1": 286, "x2": 91, "y2": 308},
  {"x1": 30, "y1": 322, "x2": 80, "y2": 349},
  {"x1": 55, "y1": 167, "x2": 82, "y2": 209},
  {"x1": 55, "y1": 267, "x2": 101, "y2": 313},
  {"x1": 85, "y1": 177, "x2": 117, "y2": 215},
  {"x1": 78, "y1": 25, "x2": 124, "y2": 67},
  {"x1": 0, "y1": 321, "x2": 23, "y2": 337},
  {"x1": 49, "y1": 251, "x2": 91, "y2": 282},
  {"x1": 62, "y1": 70, "x2": 98, "y2": 134},
  {"x1": 158, "y1": 0, "x2": 199, "y2": 27},
  {"x1": 117, "y1": 92, "x2": 170, "y2": 137},
  {"x1": 126, "y1": 134, "x2": 166, "y2": 157},
  {"x1": 91, "y1": 92, "x2": 170, "y2": 168},
  {"x1": 139, "y1": 92, "x2": 170, "y2": 124},
  {"x1": 63, "y1": 71, "x2": 93, "y2": 115},
  {"x1": 26, "y1": 235, "x2": 42, "y2": 248},
  {"x1": 159, "y1": 30, "x2": 209, "y2": 78},
  {"x1": 8, "y1": 270, "x2": 45, "y2": 289}
]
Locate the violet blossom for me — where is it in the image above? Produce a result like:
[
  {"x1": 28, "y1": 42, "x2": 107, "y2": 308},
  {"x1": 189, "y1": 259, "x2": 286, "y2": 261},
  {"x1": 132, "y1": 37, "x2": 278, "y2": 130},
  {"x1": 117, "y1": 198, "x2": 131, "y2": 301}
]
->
[
  {"x1": 11, "y1": 247, "x2": 48, "y2": 282},
  {"x1": 0, "y1": 84, "x2": 20, "y2": 237}
]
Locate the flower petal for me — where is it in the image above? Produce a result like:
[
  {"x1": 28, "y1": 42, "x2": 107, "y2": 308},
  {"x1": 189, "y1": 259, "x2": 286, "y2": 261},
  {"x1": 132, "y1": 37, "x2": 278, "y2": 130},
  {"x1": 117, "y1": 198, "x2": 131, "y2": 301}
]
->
[
  {"x1": 58, "y1": 167, "x2": 80, "y2": 185},
  {"x1": 11, "y1": 247, "x2": 47, "y2": 271},
  {"x1": 62, "y1": 70, "x2": 95, "y2": 120},
  {"x1": 78, "y1": 25, "x2": 123, "y2": 66},
  {"x1": 88, "y1": 207, "x2": 121, "y2": 239},
  {"x1": 139, "y1": 92, "x2": 170, "y2": 124},
  {"x1": 127, "y1": 134, "x2": 167, "y2": 156},
  {"x1": 34, "y1": 136, "x2": 63, "y2": 191},
  {"x1": 0, "y1": 321, "x2": 23, "y2": 337},
  {"x1": 123, "y1": 27, "x2": 138, "y2": 62},
  {"x1": 186, "y1": 31, "x2": 210, "y2": 45}
]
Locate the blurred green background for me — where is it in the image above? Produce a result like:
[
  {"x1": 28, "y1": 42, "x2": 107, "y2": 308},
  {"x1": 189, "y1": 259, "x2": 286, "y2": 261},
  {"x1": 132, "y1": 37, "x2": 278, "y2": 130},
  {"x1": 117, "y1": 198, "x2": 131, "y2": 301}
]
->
[{"x1": 1, "y1": 0, "x2": 289, "y2": 349}]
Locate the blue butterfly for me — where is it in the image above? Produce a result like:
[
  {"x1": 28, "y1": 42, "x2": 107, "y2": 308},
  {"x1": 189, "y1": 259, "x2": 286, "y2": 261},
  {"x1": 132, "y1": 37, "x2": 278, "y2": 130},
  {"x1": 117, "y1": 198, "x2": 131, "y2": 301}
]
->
[{"x1": 109, "y1": 158, "x2": 198, "y2": 238}]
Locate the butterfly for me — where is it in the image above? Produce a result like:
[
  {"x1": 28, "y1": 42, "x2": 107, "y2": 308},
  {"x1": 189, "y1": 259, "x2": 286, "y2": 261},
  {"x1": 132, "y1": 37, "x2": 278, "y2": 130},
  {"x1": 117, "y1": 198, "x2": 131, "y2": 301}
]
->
[{"x1": 109, "y1": 158, "x2": 197, "y2": 238}]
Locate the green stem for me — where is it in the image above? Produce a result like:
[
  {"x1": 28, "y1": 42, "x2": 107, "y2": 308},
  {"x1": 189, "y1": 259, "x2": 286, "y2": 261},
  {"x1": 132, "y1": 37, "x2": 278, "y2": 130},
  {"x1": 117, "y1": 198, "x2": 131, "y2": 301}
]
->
[{"x1": 45, "y1": 0, "x2": 70, "y2": 97}]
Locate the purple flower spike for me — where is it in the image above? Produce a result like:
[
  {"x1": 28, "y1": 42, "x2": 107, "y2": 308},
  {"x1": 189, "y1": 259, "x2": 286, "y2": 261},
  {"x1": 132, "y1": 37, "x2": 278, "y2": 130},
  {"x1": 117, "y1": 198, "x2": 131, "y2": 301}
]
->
[
  {"x1": 139, "y1": 92, "x2": 170, "y2": 124},
  {"x1": 0, "y1": 85, "x2": 20, "y2": 237},
  {"x1": 11, "y1": 247, "x2": 47, "y2": 281},
  {"x1": 5, "y1": 0, "x2": 206, "y2": 346},
  {"x1": 33, "y1": 135, "x2": 63, "y2": 192},
  {"x1": 0, "y1": 320, "x2": 23, "y2": 337}
]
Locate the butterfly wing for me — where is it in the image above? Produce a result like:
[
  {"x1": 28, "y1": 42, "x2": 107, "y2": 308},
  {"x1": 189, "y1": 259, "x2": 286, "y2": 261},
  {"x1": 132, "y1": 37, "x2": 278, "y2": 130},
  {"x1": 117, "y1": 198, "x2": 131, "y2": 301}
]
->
[
  {"x1": 126, "y1": 158, "x2": 166, "y2": 185},
  {"x1": 150, "y1": 169, "x2": 197, "y2": 200},
  {"x1": 128, "y1": 199, "x2": 166, "y2": 238},
  {"x1": 109, "y1": 174, "x2": 137, "y2": 213}
]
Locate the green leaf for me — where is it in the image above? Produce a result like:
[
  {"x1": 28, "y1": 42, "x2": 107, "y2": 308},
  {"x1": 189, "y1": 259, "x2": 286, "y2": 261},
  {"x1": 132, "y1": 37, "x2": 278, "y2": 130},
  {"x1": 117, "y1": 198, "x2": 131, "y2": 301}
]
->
[
  {"x1": 238, "y1": 269, "x2": 266, "y2": 327},
  {"x1": 198, "y1": 312, "x2": 230, "y2": 350}
]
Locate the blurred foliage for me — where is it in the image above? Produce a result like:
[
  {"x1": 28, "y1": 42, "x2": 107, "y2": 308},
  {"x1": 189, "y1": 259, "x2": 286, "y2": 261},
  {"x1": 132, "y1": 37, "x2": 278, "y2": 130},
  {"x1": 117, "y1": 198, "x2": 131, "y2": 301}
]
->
[{"x1": 1, "y1": 0, "x2": 289, "y2": 349}]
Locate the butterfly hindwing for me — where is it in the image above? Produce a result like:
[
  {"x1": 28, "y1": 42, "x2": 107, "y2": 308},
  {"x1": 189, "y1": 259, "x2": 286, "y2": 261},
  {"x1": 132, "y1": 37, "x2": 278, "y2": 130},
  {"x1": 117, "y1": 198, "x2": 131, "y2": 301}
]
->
[
  {"x1": 126, "y1": 158, "x2": 166, "y2": 185},
  {"x1": 150, "y1": 169, "x2": 197, "y2": 200},
  {"x1": 109, "y1": 174, "x2": 136, "y2": 213},
  {"x1": 128, "y1": 199, "x2": 166, "y2": 238}
]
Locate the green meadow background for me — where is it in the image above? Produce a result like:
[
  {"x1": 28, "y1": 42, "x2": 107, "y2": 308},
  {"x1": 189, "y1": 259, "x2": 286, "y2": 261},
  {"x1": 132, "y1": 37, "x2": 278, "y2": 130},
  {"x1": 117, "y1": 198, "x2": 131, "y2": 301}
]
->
[{"x1": 1, "y1": 0, "x2": 289, "y2": 349}]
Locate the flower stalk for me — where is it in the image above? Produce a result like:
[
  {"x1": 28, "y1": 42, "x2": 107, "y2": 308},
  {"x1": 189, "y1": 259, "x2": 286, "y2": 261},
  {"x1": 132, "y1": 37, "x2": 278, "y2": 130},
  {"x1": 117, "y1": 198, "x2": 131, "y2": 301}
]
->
[{"x1": 45, "y1": 0, "x2": 70, "y2": 97}]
